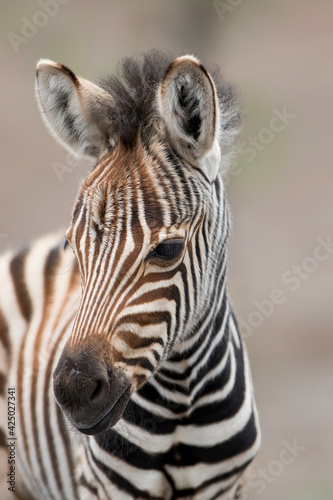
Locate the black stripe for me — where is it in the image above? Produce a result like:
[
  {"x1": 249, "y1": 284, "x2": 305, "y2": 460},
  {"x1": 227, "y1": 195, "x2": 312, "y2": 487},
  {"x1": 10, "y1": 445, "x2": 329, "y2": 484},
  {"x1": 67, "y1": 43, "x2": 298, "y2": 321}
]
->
[
  {"x1": 176, "y1": 460, "x2": 250, "y2": 497},
  {"x1": 191, "y1": 348, "x2": 232, "y2": 405},
  {"x1": 85, "y1": 447, "x2": 111, "y2": 500},
  {"x1": 0, "y1": 309, "x2": 10, "y2": 354},
  {"x1": 44, "y1": 314, "x2": 78, "y2": 498},
  {"x1": 10, "y1": 248, "x2": 32, "y2": 322},
  {"x1": 96, "y1": 428, "x2": 164, "y2": 469},
  {"x1": 211, "y1": 482, "x2": 237, "y2": 500},
  {"x1": 79, "y1": 475, "x2": 99, "y2": 496},
  {"x1": 124, "y1": 356, "x2": 155, "y2": 372},
  {"x1": 95, "y1": 409, "x2": 257, "y2": 470},
  {"x1": 30, "y1": 244, "x2": 61, "y2": 499},
  {"x1": 138, "y1": 380, "x2": 188, "y2": 412},
  {"x1": 186, "y1": 344, "x2": 245, "y2": 426},
  {"x1": 0, "y1": 372, "x2": 5, "y2": 397},
  {"x1": 90, "y1": 448, "x2": 165, "y2": 499},
  {"x1": 164, "y1": 410, "x2": 257, "y2": 466},
  {"x1": 124, "y1": 396, "x2": 178, "y2": 434},
  {"x1": 201, "y1": 215, "x2": 210, "y2": 256},
  {"x1": 161, "y1": 290, "x2": 228, "y2": 378},
  {"x1": 128, "y1": 329, "x2": 242, "y2": 427},
  {"x1": 0, "y1": 428, "x2": 6, "y2": 448}
]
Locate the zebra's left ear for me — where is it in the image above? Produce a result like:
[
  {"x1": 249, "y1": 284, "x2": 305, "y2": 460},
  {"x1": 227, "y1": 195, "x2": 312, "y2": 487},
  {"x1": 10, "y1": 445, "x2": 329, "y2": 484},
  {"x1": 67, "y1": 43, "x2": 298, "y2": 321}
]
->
[
  {"x1": 158, "y1": 56, "x2": 220, "y2": 182},
  {"x1": 35, "y1": 59, "x2": 114, "y2": 159}
]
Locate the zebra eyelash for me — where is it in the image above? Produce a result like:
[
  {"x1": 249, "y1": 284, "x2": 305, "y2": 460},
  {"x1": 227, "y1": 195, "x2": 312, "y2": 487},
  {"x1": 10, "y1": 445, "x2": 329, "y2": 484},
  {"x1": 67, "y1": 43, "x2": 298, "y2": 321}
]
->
[
  {"x1": 64, "y1": 238, "x2": 77, "y2": 260},
  {"x1": 146, "y1": 239, "x2": 185, "y2": 261}
]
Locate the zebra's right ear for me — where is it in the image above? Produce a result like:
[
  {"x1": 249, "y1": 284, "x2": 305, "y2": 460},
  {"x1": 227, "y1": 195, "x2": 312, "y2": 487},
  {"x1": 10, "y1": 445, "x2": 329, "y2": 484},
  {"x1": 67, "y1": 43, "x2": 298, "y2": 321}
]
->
[
  {"x1": 158, "y1": 56, "x2": 221, "y2": 182},
  {"x1": 35, "y1": 59, "x2": 114, "y2": 159}
]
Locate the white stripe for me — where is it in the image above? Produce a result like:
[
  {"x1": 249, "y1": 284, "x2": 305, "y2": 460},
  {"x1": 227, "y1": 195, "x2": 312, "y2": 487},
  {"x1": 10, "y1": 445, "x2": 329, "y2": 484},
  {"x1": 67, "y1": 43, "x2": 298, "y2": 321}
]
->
[
  {"x1": 89, "y1": 438, "x2": 172, "y2": 499},
  {"x1": 0, "y1": 251, "x2": 28, "y2": 352},
  {"x1": 114, "y1": 341, "x2": 252, "y2": 455},
  {"x1": 165, "y1": 428, "x2": 260, "y2": 491}
]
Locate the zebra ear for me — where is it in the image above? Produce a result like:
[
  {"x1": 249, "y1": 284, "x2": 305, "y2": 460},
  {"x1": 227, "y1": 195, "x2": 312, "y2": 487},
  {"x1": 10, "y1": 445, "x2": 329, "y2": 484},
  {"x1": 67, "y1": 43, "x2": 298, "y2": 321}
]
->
[
  {"x1": 35, "y1": 59, "x2": 114, "y2": 159},
  {"x1": 158, "y1": 56, "x2": 220, "y2": 182}
]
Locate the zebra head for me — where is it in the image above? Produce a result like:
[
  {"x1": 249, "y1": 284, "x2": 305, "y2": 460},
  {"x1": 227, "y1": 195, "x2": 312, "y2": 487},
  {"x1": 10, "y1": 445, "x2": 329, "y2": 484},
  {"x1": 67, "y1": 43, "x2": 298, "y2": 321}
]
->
[{"x1": 35, "y1": 52, "x2": 239, "y2": 435}]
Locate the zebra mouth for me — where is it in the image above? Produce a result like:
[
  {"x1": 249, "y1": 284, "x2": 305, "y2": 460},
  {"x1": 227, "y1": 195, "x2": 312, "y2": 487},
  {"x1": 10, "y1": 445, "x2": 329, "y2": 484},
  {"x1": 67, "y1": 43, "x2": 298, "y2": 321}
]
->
[{"x1": 78, "y1": 385, "x2": 131, "y2": 435}]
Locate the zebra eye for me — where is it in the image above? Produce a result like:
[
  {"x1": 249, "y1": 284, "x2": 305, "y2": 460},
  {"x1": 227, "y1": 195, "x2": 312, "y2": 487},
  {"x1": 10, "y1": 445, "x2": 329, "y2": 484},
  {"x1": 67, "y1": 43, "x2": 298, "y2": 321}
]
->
[
  {"x1": 64, "y1": 237, "x2": 75, "y2": 255},
  {"x1": 149, "y1": 240, "x2": 184, "y2": 261}
]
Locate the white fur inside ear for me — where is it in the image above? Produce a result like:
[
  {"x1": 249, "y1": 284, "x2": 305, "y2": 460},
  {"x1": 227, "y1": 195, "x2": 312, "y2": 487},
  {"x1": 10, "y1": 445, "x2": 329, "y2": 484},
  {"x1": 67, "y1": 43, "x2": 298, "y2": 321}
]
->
[
  {"x1": 158, "y1": 56, "x2": 221, "y2": 182},
  {"x1": 36, "y1": 60, "x2": 84, "y2": 157},
  {"x1": 35, "y1": 60, "x2": 112, "y2": 159},
  {"x1": 197, "y1": 139, "x2": 221, "y2": 183}
]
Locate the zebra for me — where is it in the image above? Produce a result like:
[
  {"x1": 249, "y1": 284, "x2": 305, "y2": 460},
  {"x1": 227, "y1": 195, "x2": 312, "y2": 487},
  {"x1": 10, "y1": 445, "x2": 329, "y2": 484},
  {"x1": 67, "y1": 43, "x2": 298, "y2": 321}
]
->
[{"x1": 0, "y1": 50, "x2": 260, "y2": 500}]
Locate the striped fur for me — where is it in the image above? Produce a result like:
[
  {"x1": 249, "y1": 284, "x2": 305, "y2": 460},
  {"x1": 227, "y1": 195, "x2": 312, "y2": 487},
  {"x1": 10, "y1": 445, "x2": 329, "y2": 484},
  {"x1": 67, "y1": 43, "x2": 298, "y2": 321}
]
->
[{"x1": 0, "y1": 51, "x2": 260, "y2": 499}]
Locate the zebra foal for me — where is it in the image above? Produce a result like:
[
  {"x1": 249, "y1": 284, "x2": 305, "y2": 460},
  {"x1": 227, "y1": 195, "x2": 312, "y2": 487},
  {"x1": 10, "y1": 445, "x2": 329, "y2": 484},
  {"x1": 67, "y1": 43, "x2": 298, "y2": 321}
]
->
[{"x1": 0, "y1": 50, "x2": 260, "y2": 499}]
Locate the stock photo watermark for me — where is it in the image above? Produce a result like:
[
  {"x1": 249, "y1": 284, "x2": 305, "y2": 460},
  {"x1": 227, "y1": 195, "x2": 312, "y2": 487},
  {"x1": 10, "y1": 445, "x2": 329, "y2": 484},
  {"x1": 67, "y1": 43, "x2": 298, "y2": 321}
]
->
[
  {"x1": 52, "y1": 153, "x2": 82, "y2": 183},
  {"x1": 6, "y1": 388, "x2": 17, "y2": 493},
  {"x1": 239, "y1": 235, "x2": 333, "y2": 338},
  {"x1": 224, "y1": 106, "x2": 296, "y2": 186},
  {"x1": 213, "y1": 0, "x2": 244, "y2": 22},
  {"x1": 7, "y1": 0, "x2": 71, "y2": 54},
  {"x1": 53, "y1": 106, "x2": 295, "y2": 185},
  {"x1": 244, "y1": 439, "x2": 306, "y2": 498}
]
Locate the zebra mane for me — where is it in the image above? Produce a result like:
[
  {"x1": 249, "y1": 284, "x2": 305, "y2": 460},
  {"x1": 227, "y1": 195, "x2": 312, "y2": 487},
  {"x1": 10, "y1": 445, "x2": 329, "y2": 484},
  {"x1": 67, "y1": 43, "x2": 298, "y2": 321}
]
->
[{"x1": 98, "y1": 49, "x2": 241, "y2": 172}]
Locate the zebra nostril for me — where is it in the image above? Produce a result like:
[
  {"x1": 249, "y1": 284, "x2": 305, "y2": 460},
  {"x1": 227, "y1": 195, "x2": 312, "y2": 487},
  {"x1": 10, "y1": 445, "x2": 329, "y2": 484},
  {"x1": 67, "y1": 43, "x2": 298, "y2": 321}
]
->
[{"x1": 89, "y1": 379, "x2": 104, "y2": 403}]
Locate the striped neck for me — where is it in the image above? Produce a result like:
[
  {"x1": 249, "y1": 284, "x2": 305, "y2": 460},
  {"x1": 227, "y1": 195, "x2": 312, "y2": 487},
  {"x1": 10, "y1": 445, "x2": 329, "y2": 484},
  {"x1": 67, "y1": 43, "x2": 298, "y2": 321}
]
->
[{"x1": 121, "y1": 174, "x2": 236, "y2": 418}]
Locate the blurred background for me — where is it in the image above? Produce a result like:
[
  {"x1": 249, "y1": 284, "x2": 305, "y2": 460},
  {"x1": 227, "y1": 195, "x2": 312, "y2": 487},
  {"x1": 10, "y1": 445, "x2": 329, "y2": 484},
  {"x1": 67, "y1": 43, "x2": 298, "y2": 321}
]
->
[{"x1": 0, "y1": 1, "x2": 332, "y2": 498}]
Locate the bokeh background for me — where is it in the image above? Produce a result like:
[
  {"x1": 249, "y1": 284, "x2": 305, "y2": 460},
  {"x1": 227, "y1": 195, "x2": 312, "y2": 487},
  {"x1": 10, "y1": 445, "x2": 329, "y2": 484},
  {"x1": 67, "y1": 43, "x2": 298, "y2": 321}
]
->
[{"x1": 0, "y1": 1, "x2": 332, "y2": 499}]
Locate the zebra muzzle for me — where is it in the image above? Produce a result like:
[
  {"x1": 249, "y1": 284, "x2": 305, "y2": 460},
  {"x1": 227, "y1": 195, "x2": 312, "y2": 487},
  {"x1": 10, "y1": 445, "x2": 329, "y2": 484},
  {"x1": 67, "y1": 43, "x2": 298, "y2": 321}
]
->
[
  {"x1": 53, "y1": 340, "x2": 131, "y2": 435},
  {"x1": 77, "y1": 384, "x2": 131, "y2": 435}
]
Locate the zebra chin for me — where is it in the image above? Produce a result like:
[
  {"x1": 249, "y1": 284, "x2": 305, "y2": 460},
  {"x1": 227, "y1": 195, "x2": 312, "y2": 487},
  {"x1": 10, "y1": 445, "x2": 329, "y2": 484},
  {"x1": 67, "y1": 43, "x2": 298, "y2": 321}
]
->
[{"x1": 53, "y1": 337, "x2": 132, "y2": 435}]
